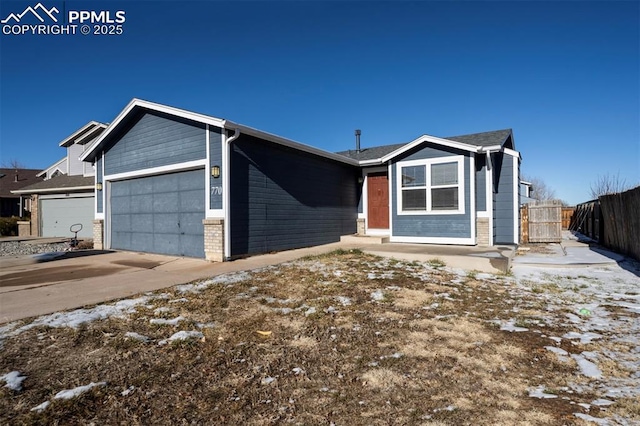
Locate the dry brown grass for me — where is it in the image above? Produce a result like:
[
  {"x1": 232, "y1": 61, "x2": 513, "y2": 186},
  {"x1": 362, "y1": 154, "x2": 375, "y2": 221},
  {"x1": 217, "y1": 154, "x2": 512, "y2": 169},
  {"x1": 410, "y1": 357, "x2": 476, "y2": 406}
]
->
[{"x1": 0, "y1": 250, "x2": 632, "y2": 425}]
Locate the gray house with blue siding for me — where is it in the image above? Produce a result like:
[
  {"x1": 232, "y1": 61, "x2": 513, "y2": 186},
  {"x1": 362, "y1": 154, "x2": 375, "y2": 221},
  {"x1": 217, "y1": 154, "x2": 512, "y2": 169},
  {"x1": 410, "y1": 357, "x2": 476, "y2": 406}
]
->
[
  {"x1": 338, "y1": 129, "x2": 521, "y2": 246},
  {"x1": 80, "y1": 99, "x2": 520, "y2": 261}
]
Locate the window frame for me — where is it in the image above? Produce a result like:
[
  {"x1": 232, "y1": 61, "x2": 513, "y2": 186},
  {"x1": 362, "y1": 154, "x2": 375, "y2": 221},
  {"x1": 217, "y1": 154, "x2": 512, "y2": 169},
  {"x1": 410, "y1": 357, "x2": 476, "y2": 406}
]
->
[{"x1": 396, "y1": 155, "x2": 465, "y2": 215}]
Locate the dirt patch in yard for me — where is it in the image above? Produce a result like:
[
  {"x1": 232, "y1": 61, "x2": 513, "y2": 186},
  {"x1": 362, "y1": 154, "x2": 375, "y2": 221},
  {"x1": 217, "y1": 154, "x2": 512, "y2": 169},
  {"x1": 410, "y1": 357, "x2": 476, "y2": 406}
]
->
[{"x1": 1, "y1": 250, "x2": 638, "y2": 425}]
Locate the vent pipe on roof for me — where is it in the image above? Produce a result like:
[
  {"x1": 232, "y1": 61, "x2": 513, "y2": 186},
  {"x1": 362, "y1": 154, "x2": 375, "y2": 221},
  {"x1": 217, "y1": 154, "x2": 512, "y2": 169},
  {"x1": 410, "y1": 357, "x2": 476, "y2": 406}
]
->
[{"x1": 355, "y1": 129, "x2": 361, "y2": 153}]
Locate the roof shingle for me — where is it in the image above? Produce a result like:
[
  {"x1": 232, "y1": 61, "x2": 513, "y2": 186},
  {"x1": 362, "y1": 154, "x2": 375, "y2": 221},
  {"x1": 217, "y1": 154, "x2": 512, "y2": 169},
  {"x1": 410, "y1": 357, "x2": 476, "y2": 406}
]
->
[
  {"x1": 336, "y1": 129, "x2": 513, "y2": 161},
  {"x1": 12, "y1": 175, "x2": 94, "y2": 194}
]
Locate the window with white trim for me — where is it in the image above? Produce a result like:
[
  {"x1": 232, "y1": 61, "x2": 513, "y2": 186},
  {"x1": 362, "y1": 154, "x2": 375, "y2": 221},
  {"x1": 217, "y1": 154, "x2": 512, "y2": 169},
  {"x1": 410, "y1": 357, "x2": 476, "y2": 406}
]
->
[{"x1": 397, "y1": 156, "x2": 465, "y2": 215}]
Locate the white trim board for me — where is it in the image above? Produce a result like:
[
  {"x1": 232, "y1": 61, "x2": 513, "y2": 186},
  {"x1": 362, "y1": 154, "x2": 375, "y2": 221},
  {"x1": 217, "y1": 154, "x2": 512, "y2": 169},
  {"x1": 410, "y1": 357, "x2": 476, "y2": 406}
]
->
[{"x1": 103, "y1": 160, "x2": 207, "y2": 182}]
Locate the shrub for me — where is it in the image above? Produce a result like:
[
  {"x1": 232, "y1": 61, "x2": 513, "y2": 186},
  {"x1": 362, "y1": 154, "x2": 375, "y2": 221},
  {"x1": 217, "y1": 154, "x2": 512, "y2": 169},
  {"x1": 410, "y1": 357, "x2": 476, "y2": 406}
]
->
[{"x1": 0, "y1": 216, "x2": 19, "y2": 236}]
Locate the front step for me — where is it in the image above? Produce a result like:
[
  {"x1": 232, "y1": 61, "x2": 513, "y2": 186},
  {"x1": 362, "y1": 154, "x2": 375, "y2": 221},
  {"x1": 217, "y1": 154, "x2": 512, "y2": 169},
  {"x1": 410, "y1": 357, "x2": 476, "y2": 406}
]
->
[{"x1": 340, "y1": 234, "x2": 390, "y2": 245}]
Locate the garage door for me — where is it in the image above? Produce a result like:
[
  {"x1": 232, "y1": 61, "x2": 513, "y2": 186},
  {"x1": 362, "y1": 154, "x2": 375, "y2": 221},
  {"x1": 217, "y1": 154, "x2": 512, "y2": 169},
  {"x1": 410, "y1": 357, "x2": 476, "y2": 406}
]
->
[
  {"x1": 41, "y1": 196, "x2": 94, "y2": 238},
  {"x1": 110, "y1": 169, "x2": 205, "y2": 258}
]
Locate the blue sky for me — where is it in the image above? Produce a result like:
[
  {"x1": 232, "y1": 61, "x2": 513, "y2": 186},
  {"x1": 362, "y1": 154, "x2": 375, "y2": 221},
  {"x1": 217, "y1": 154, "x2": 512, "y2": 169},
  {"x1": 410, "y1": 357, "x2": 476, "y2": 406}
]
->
[{"x1": 0, "y1": 1, "x2": 638, "y2": 205}]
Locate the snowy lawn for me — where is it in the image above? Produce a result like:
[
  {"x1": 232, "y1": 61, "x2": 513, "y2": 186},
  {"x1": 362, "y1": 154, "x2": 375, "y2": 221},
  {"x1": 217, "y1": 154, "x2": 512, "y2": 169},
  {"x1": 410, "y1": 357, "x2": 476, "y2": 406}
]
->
[{"x1": 1, "y1": 249, "x2": 639, "y2": 425}]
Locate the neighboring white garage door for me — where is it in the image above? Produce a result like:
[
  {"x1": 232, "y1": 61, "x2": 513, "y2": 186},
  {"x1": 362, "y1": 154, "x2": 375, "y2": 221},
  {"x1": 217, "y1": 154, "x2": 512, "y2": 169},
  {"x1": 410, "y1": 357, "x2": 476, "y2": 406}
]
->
[
  {"x1": 109, "y1": 169, "x2": 205, "y2": 258},
  {"x1": 41, "y1": 196, "x2": 94, "y2": 238}
]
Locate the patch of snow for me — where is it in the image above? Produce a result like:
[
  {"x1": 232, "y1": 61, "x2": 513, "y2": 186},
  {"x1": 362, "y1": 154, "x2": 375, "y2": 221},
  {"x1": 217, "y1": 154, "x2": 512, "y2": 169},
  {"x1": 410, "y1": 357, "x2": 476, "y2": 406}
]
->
[
  {"x1": 158, "y1": 330, "x2": 203, "y2": 345},
  {"x1": 574, "y1": 413, "x2": 609, "y2": 425},
  {"x1": 169, "y1": 298, "x2": 189, "y2": 303},
  {"x1": 124, "y1": 332, "x2": 150, "y2": 343},
  {"x1": 563, "y1": 331, "x2": 602, "y2": 344},
  {"x1": 495, "y1": 319, "x2": 528, "y2": 332},
  {"x1": 150, "y1": 316, "x2": 185, "y2": 326},
  {"x1": 545, "y1": 346, "x2": 569, "y2": 357},
  {"x1": 176, "y1": 272, "x2": 252, "y2": 293},
  {"x1": 528, "y1": 386, "x2": 558, "y2": 399},
  {"x1": 1, "y1": 296, "x2": 150, "y2": 341},
  {"x1": 304, "y1": 307, "x2": 317, "y2": 316},
  {"x1": 571, "y1": 354, "x2": 602, "y2": 379},
  {"x1": 591, "y1": 398, "x2": 614, "y2": 406},
  {"x1": 54, "y1": 382, "x2": 106, "y2": 400},
  {"x1": 153, "y1": 307, "x2": 172, "y2": 315},
  {"x1": 30, "y1": 401, "x2": 50, "y2": 412},
  {"x1": 196, "y1": 322, "x2": 215, "y2": 329},
  {"x1": 1, "y1": 371, "x2": 26, "y2": 391},
  {"x1": 292, "y1": 367, "x2": 305, "y2": 375},
  {"x1": 370, "y1": 290, "x2": 385, "y2": 301},
  {"x1": 261, "y1": 377, "x2": 276, "y2": 385},
  {"x1": 336, "y1": 296, "x2": 352, "y2": 306},
  {"x1": 121, "y1": 386, "x2": 135, "y2": 396}
]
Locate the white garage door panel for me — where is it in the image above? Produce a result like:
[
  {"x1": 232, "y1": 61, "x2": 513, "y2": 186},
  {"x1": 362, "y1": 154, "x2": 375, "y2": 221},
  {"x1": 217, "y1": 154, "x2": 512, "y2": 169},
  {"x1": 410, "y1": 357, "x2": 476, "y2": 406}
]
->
[{"x1": 41, "y1": 197, "x2": 94, "y2": 238}]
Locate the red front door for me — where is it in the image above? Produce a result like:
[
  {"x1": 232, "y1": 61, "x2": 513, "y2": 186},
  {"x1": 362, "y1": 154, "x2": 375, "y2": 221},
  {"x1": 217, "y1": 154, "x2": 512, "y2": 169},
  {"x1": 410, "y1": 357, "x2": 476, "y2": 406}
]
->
[{"x1": 367, "y1": 172, "x2": 389, "y2": 229}]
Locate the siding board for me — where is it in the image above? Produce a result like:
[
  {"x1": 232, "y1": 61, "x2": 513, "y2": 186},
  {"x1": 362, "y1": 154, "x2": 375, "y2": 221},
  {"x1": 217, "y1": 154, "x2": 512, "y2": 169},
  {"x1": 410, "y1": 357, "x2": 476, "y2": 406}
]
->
[
  {"x1": 230, "y1": 134, "x2": 358, "y2": 257},
  {"x1": 104, "y1": 111, "x2": 206, "y2": 175}
]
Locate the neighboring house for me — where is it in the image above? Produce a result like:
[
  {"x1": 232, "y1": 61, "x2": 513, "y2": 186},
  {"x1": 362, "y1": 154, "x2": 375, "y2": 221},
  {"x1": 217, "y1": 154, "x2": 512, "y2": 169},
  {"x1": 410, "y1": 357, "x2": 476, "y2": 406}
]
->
[
  {"x1": 0, "y1": 168, "x2": 42, "y2": 217},
  {"x1": 520, "y1": 180, "x2": 536, "y2": 205},
  {"x1": 12, "y1": 121, "x2": 107, "y2": 238},
  {"x1": 79, "y1": 98, "x2": 521, "y2": 261}
]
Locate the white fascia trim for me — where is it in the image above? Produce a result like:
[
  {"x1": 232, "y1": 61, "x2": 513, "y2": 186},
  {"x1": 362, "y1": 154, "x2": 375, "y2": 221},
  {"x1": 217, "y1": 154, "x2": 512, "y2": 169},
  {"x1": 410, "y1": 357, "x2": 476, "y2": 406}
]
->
[
  {"x1": 103, "y1": 159, "x2": 206, "y2": 182},
  {"x1": 470, "y1": 154, "x2": 476, "y2": 244},
  {"x1": 389, "y1": 236, "x2": 475, "y2": 245},
  {"x1": 387, "y1": 162, "x2": 393, "y2": 235},
  {"x1": 81, "y1": 98, "x2": 226, "y2": 162},
  {"x1": 39, "y1": 192, "x2": 94, "y2": 200},
  {"x1": 74, "y1": 124, "x2": 107, "y2": 146},
  {"x1": 37, "y1": 157, "x2": 66, "y2": 177},
  {"x1": 361, "y1": 166, "x2": 389, "y2": 230},
  {"x1": 395, "y1": 155, "x2": 466, "y2": 216},
  {"x1": 223, "y1": 128, "x2": 240, "y2": 260},
  {"x1": 486, "y1": 152, "x2": 494, "y2": 246},
  {"x1": 223, "y1": 120, "x2": 359, "y2": 167},
  {"x1": 512, "y1": 155, "x2": 519, "y2": 244},
  {"x1": 12, "y1": 186, "x2": 94, "y2": 194},
  {"x1": 381, "y1": 134, "x2": 479, "y2": 163},
  {"x1": 480, "y1": 145, "x2": 502, "y2": 153},
  {"x1": 59, "y1": 121, "x2": 105, "y2": 147},
  {"x1": 503, "y1": 147, "x2": 521, "y2": 159},
  {"x1": 205, "y1": 125, "x2": 211, "y2": 217}
]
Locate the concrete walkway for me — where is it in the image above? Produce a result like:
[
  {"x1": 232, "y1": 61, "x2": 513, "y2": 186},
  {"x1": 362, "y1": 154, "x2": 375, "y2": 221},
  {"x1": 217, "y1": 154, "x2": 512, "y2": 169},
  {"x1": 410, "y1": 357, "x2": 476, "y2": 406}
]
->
[
  {"x1": 0, "y1": 239, "x2": 514, "y2": 324},
  {"x1": 512, "y1": 231, "x2": 624, "y2": 267}
]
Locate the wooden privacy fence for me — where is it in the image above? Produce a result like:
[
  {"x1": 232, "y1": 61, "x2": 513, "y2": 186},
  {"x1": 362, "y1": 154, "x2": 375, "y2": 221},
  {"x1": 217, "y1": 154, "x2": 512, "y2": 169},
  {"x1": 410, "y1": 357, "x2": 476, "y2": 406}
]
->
[
  {"x1": 570, "y1": 200, "x2": 602, "y2": 241},
  {"x1": 599, "y1": 186, "x2": 640, "y2": 261},
  {"x1": 569, "y1": 186, "x2": 640, "y2": 261},
  {"x1": 520, "y1": 200, "x2": 562, "y2": 243},
  {"x1": 562, "y1": 207, "x2": 575, "y2": 230}
]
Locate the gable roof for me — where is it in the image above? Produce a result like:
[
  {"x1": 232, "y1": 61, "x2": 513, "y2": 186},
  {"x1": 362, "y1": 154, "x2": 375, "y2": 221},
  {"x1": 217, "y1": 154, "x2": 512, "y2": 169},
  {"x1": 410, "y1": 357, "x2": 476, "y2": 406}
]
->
[
  {"x1": 81, "y1": 99, "x2": 359, "y2": 166},
  {"x1": 0, "y1": 168, "x2": 43, "y2": 198},
  {"x1": 59, "y1": 121, "x2": 108, "y2": 147},
  {"x1": 11, "y1": 175, "x2": 94, "y2": 194},
  {"x1": 337, "y1": 129, "x2": 514, "y2": 164}
]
